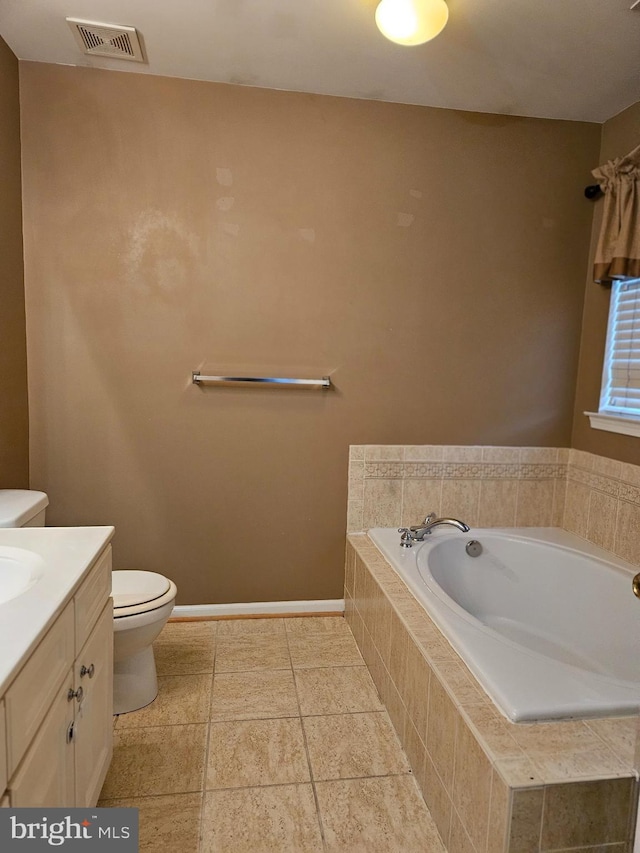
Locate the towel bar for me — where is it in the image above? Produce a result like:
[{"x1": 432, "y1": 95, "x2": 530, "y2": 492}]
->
[{"x1": 192, "y1": 373, "x2": 331, "y2": 389}]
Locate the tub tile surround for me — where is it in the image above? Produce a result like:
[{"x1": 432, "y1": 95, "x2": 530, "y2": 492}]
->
[
  {"x1": 346, "y1": 443, "x2": 640, "y2": 851},
  {"x1": 349, "y1": 444, "x2": 640, "y2": 572},
  {"x1": 345, "y1": 534, "x2": 638, "y2": 852},
  {"x1": 348, "y1": 445, "x2": 569, "y2": 535}
]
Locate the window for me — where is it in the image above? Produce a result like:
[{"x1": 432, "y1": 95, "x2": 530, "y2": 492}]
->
[{"x1": 587, "y1": 277, "x2": 640, "y2": 437}]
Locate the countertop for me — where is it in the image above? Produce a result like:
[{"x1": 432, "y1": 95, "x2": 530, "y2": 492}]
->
[{"x1": 0, "y1": 526, "x2": 114, "y2": 695}]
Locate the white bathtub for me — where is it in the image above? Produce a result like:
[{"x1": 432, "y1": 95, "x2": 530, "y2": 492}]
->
[{"x1": 368, "y1": 526, "x2": 640, "y2": 722}]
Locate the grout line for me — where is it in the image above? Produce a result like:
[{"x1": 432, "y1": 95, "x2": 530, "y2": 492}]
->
[
  {"x1": 514, "y1": 478, "x2": 522, "y2": 528},
  {"x1": 169, "y1": 612, "x2": 344, "y2": 623},
  {"x1": 212, "y1": 661, "x2": 364, "y2": 674},
  {"x1": 113, "y1": 720, "x2": 210, "y2": 732},
  {"x1": 285, "y1": 624, "x2": 328, "y2": 850},
  {"x1": 199, "y1": 770, "x2": 414, "y2": 796},
  {"x1": 484, "y1": 769, "x2": 494, "y2": 853},
  {"x1": 450, "y1": 800, "x2": 481, "y2": 852},
  {"x1": 503, "y1": 784, "x2": 515, "y2": 852},
  {"x1": 613, "y1": 493, "x2": 621, "y2": 555},
  {"x1": 446, "y1": 715, "x2": 461, "y2": 848},
  {"x1": 538, "y1": 787, "x2": 546, "y2": 853},
  {"x1": 197, "y1": 627, "x2": 217, "y2": 852},
  {"x1": 584, "y1": 721, "x2": 635, "y2": 766},
  {"x1": 206, "y1": 707, "x2": 390, "y2": 726},
  {"x1": 153, "y1": 669, "x2": 214, "y2": 677},
  {"x1": 586, "y1": 486, "x2": 594, "y2": 541},
  {"x1": 214, "y1": 665, "x2": 293, "y2": 674},
  {"x1": 98, "y1": 791, "x2": 205, "y2": 804}
]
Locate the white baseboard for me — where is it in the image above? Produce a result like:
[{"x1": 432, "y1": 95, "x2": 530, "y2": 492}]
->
[{"x1": 172, "y1": 599, "x2": 345, "y2": 619}]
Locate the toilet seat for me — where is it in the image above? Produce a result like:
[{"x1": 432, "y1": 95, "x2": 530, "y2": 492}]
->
[{"x1": 112, "y1": 570, "x2": 177, "y2": 618}]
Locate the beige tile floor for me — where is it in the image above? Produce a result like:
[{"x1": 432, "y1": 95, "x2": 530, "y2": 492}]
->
[{"x1": 99, "y1": 616, "x2": 445, "y2": 852}]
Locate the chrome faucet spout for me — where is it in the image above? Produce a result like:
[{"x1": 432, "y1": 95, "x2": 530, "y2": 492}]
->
[{"x1": 404, "y1": 514, "x2": 470, "y2": 543}]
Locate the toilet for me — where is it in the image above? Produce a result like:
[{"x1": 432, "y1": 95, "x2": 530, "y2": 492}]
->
[
  {"x1": 112, "y1": 570, "x2": 177, "y2": 714},
  {"x1": 0, "y1": 490, "x2": 177, "y2": 715}
]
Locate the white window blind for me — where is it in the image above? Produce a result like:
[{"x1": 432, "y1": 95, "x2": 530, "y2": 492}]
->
[{"x1": 600, "y1": 278, "x2": 640, "y2": 417}]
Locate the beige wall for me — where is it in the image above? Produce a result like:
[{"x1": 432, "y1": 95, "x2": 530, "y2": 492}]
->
[
  {"x1": 572, "y1": 100, "x2": 640, "y2": 464},
  {"x1": 0, "y1": 37, "x2": 28, "y2": 487},
  {"x1": 20, "y1": 63, "x2": 599, "y2": 603}
]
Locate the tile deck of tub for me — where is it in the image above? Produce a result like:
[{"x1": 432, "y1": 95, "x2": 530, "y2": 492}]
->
[
  {"x1": 99, "y1": 616, "x2": 445, "y2": 852},
  {"x1": 347, "y1": 533, "x2": 637, "y2": 789},
  {"x1": 345, "y1": 532, "x2": 638, "y2": 852}
]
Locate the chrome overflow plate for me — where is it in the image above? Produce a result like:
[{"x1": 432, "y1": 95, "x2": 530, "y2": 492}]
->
[{"x1": 465, "y1": 540, "x2": 482, "y2": 558}]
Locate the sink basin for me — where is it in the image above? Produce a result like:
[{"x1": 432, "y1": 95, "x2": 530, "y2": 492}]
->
[{"x1": 0, "y1": 546, "x2": 45, "y2": 604}]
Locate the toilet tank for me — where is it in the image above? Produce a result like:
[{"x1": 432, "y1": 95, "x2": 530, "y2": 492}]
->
[{"x1": 0, "y1": 490, "x2": 49, "y2": 528}]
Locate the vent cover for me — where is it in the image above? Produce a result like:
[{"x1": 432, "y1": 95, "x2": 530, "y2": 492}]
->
[{"x1": 66, "y1": 18, "x2": 145, "y2": 62}]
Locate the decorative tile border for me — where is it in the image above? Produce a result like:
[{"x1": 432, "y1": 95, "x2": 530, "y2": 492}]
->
[
  {"x1": 347, "y1": 445, "x2": 640, "y2": 569},
  {"x1": 567, "y1": 454, "x2": 640, "y2": 506},
  {"x1": 363, "y1": 461, "x2": 566, "y2": 480},
  {"x1": 347, "y1": 445, "x2": 568, "y2": 536},
  {"x1": 620, "y1": 482, "x2": 640, "y2": 504},
  {"x1": 565, "y1": 449, "x2": 640, "y2": 564}
]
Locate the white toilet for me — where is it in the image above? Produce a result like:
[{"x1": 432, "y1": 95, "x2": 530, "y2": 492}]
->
[
  {"x1": 0, "y1": 490, "x2": 177, "y2": 715},
  {"x1": 112, "y1": 570, "x2": 177, "y2": 714}
]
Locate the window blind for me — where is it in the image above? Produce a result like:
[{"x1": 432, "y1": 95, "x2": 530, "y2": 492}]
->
[{"x1": 600, "y1": 278, "x2": 640, "y2": 416}]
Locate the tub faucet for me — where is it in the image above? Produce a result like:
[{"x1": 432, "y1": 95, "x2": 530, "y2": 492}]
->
[{"x1": 398, "y1": 513, "x2": 470, "y2": 547}]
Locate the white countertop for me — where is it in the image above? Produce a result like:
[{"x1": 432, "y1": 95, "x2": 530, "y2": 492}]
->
[{"x1": 0, "y1": 526, "x2": 114, "y2": 695}]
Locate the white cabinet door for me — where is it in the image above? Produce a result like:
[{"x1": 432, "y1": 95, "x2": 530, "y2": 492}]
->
[
  {"x1": 9, "y1": 672, "x2": 75, "y2": 807},
  {"x1": 74, "y1": 601, "x2": 113, "y2": 807},
  {"x1": 5, "y1": 603, "x2": 74, "y2": 776}
]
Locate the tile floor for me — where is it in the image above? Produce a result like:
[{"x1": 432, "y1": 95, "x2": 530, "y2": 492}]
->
[{"x1": 99, "y1": 616, "x2": 446, "y2": 852}]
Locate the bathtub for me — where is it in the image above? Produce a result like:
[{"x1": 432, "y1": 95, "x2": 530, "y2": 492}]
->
[{"x1": 368, "y1": 526, "x2": 640, "y2": 722}]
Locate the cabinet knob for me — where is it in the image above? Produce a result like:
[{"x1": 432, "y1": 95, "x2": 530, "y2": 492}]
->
[
  {"x1": 80, "y1": 663, "x2": 95, "y2": 678},
  {"x1": 66, "y1": 721, "x2": 75, "y2": 743},
  {"x1": 67, "y1": 686, "x2": 84, "y2": 703}
]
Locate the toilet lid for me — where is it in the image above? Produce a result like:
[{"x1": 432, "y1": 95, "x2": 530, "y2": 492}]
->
[{"x1": 112, "y1": 570, "x2": 171, "y2": 609}]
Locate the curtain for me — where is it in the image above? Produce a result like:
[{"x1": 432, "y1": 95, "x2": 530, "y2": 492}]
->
[{"x1": 592, "y1": 142, "x2": 640, "y2": 283}]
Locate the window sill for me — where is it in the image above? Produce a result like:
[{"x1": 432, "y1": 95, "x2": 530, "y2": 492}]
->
[{"x1": 585, "y1": 411, "x2": 640, "y2": 438}]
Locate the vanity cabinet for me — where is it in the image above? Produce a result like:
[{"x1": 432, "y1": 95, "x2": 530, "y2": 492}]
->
[
  {"x1": 2, "y1": 544, "x2": 113, "y2": 808},
  {"x1": 0, "y1": 700, "x2": 6, "y2": 795}
]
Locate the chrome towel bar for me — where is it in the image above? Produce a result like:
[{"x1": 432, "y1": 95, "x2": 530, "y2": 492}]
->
[{"x1": 192, "y1": 372, "x2": 331, "y2": 389}]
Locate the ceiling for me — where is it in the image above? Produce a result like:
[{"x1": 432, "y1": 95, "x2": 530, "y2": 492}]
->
[{"x1": 1, "y1": 0, "x2": 639, "y2": 123}]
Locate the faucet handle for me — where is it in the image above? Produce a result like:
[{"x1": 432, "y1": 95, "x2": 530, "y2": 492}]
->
[
  {"x1": 398, "y1": 528, "x2": 414, "y2": 548},
  {"x1": 423, "y1": 512, "x2": 438, "y2": 524}
]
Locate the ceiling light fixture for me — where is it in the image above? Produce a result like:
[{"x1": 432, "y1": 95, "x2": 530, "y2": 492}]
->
[{"x1": 375, "y1": 0, "x2": 449, "y2": 46}]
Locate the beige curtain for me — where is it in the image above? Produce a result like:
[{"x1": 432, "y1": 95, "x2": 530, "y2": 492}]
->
[{"x1": 593, "y1": 142, "x2": 640, "y2": 283}]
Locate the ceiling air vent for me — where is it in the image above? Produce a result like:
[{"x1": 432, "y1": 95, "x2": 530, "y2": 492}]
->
[{"x1": 66, "y1": 18, "x2": 145, "y2": 62}]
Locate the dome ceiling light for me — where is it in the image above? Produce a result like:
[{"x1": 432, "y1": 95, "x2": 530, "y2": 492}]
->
[{"x1": 375, "y1": 0, "x2": 449, "y2": 46}]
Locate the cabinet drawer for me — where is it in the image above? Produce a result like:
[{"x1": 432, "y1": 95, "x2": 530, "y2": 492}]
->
[
  {"x1": 75, "y1": 545, "x2": 112, "y2": 652},
  {"x1": 5, "y1": 602, "x2": 74, "y2": 776},
  {"x1": 0, "y1": 701, "x2": 6, "y2": 795}
]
